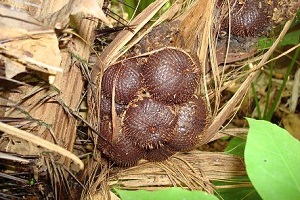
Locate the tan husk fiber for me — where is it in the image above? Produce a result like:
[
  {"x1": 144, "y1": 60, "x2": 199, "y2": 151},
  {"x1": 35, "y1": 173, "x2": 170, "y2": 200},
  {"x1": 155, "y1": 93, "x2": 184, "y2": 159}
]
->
[{"x1": 0, "y1": 0, "x2": 107, "y2": 198}]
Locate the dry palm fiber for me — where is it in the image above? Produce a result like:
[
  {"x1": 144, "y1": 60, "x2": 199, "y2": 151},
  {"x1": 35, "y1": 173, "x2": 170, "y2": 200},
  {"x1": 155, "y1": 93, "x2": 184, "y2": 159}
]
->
[{"x1": 0, "y1": 0, "x2": 110, "y2": 198}]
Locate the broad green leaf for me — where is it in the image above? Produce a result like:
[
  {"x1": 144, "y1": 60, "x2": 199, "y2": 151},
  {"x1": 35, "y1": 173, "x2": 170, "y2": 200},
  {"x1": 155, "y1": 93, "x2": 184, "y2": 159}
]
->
[
  {"x1": 225, "y1": 137, "x2": 246, "y2": 157},
  {"x1": 114, "y1": 187, "x2": 218, "y2": 200},
  {"x1": 245, "y1": 118, "x2": 300, "y2": 200}
]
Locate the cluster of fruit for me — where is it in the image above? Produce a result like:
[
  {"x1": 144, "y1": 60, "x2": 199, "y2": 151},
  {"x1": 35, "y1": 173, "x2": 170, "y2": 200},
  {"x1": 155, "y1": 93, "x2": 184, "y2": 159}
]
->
[{"x1": 98, "y1": 47, "x2": 209, "y2": 166}]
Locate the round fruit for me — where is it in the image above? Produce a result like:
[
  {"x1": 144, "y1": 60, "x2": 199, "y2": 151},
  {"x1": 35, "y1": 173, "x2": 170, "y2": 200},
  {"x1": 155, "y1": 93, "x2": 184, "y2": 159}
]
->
[
  {"x1": 168, "y1": 96, "x2": 208, "y2": 151},
  {"x1": 142, "y1": 48, "x2": 200, "y2": 103},
  {"x1": 98, "y1": 116, "x2": 145, "y2": 166},
  {"x1": 122, "y1": 97, "x2": 177, "y2": 149},
  {"x1": 217, "y1": 0, "x2": 273, "y2": 37},
  {"x1": 101, "y1": 57, "x2": 143, "y2": 104}
]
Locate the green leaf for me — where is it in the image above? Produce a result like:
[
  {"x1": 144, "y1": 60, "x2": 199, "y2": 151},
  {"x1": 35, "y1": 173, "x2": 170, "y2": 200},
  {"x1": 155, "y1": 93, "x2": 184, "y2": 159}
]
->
[
  {"x1": 225, "y1": 137, "x2": 246, "y2": 157},
  {"x1": 245, "y1": 118, "x2": 300, "y2": 200},
  {"x1": 218, "y1": 187, "x2": 261, "y2": 200},
  {"x1": 116, "y1": 0, "x2": 156, "y2": 19},
  {"x1": 214, "y1": 178, "x2": 261, "y2": 200},
  {"x1": 258, "y1": 30, "x2": 300, "y2": 49},
  {"x1": 114, "y1": 187, "x2": 218, "y2": 200}
]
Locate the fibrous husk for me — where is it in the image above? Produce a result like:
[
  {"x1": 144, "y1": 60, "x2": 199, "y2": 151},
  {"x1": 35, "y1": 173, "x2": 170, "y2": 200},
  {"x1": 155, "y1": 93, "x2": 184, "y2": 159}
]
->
[{"x1": 0, "y1": 0, "x2": 107, "y2": 198}]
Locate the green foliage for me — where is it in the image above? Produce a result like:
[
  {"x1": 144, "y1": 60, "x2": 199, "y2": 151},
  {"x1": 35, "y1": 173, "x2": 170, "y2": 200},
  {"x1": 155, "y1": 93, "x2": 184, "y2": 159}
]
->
[
  {"x1": 255, "y1": 9, "x2": 300, "y2": 120},
  {"x1": 113, "y1": 0, "x2": 171, "y2": 20},
  {"x1": 217, "y1": 186, "x2": 261, "y2": 200},
  {"x1": 251, "y1": 46, "x2": 300, "y2": 121},
  {"x1": 258, "y1": 10, "x2": 300, "y2": 49},
  {"x1": 245, "y1": 118, "x2": 300, "y2": 200},
  {"x1": 219, "y1": 137, "x2": 258, "y2": 199},
  {"x1": 113, "y1": 0, "x2": 156, "y2": 19},
  {"x1": 254, "y1": 27, "x2": 300, "y2": 121},
  {"x1": 114, "y1": 187, "x2": 218, "y2": 200},
  {"x1": 264, "y1": 47, "x2": 299, "y2": 121},
  {"x1": 224, "y1": 137, "x2": 246, "y2": 157},
  {"x1": 258, "y1": 30, "x2": 300, "y2": 49}
]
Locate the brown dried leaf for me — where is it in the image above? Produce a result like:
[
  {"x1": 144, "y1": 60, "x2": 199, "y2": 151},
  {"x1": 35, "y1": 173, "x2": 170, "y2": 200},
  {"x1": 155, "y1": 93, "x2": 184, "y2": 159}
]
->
[
  {"x1": 0, "y1": 28, "x2": 61, "y2": 80},
  {"x1": 283, "y1": 113, "x2": 300, "y2": 140},
  {"x1": 0, "y1": 4, "x2": 42, "y2": 30},
  {"x1": 1, "y1": 0, "x2": 111, "y2": 28},
  {"x1": 71, "y1": 0, "x2": 112, "y2": 27}
]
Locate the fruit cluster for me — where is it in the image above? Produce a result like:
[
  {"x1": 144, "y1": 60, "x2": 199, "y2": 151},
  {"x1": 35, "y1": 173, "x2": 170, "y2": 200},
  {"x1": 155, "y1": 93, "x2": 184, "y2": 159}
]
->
[
  {"x1": 217, "y1": 0, "x2": 300, "y2": 37},
  {"x1": 98, "y1": 47, "x2": 209, "y2": 166}
]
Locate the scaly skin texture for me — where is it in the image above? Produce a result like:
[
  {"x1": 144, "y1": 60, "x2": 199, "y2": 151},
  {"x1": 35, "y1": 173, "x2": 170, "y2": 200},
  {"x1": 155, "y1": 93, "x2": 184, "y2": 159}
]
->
[
  {"x1": 168, "y1": 96, "x2": 208, "y2": 151},
  {"x1": 217, "y1": 0, "x2": 300, "y2": 37},
  {"x1": 98, "y1": 48, "x2": 209, "y2": 166},
  {"x1": 98, "y1": 116, "x2": 146, "y2": 166},
  {"x1": 142, "y1": 48, "x2": 200, "y2": 104},
  {"x1": 123, "y1": 97, "x2": 177, "y2": 149},
  {"x1": 101, "y1": 57, "x2": 143, "y2": 105}
]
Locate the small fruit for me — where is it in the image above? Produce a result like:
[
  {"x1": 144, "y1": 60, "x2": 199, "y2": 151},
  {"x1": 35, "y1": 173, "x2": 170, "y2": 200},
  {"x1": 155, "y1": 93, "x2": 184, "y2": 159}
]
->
[
  {"x1": 107, "y1": 135, "x2": 146, "y2": 166},
  {"x1": 142, "y1": 48, "x2": 200, "y2": 103},
  {"x1": 122, "y1": 97, "x2": 177, "y2": 149},
  {"x1": 168, "y1": 96, "x2": 208, "y2": 151},
  {"x1": 101, "y1": 58, "x2": 143, "y2": 104},
  {"x1": 98, "y1": 116, "x2": 145, "y2": 166},
  {"x1": 217, "y1": 0, "x2": 300, "y2": 37}
]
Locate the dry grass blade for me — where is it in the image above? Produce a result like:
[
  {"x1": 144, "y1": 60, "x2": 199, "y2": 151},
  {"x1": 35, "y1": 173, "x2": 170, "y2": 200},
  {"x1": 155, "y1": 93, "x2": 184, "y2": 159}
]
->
[
  {"x1": 100, "y1": 0, "x2": 169, "y2": 66},
  {"x1": 204, "y1": 17, "x2": 296, "y2": 143},
  {"x1": 109, "y1": 151, "x2": 245, "y2": 192},
  {"x1": 0, "y1": 172, "x2": 28, "y2": 184},
  {"x1": 81, "y1": 159, "x2": 110, "y2": 200},
  {"x1": 0, "y1": 151, "x2": 30, "y2": 163},
  {"x1": 290, "y1": 67, "x2": 300, "y2": 112},
  {"x1": 0, "y1": 122, "x2": 84, "y2": 169}
]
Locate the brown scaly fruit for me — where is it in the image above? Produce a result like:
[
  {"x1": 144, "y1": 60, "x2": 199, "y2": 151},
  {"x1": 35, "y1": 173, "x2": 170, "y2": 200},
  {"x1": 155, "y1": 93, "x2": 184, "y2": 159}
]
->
[
  {"x1": 142, "y1": 48, "x2": 200, "y2": 104},
  {"x1": 122, "y1": 97, "x2": 177, "y2": 149},
  {"x1": 144, "y1": 145, "x2": 176, "y2": 162},
  {"x1": 98, "y1": 115, "x2": 145, "y2": 166},
  {"x1": 217, "y1": 0, "x2": 300, "y2": 37},
  {"x1": 168, "y1": 96, "x2": 209, "y2": 151},
  {"x1": 101, "y1": 57, "x2": 143, "y2": 105}
]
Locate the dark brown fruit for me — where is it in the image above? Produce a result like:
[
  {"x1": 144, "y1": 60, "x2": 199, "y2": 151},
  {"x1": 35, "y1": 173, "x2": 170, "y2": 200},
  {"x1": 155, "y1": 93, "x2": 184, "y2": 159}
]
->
[
  {"x1": 142, "y1": 48, "x2": 200, "y2": 103},
  {"x1": 98, "y1": 116, "x2": 145, "y2": 166},
  {"x1": 168, "y1": 96, "x2": 208, "y2": 151},
  {"x1": 122, "y1": 97, "x2": 177, "y2": 149},
  {"x1": 145, "y1": 145, "x2": 176, "y2": 162},
  {"x1": 100, "y1": 94, "x2": 127, "y2": 117},
  {"x1": 101, "y1": 58, "x2": 143, "y2": 104},
  {"x1": 218, "y1": 0, "x2": 274, "y2": 37},
  {"x1": 108, "y1": 135, "x2": 146, "y2": 166}
]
